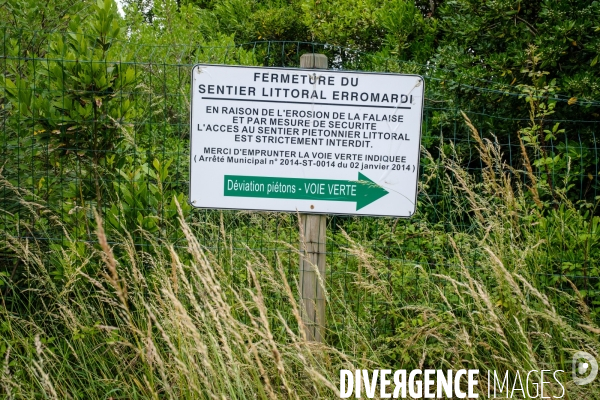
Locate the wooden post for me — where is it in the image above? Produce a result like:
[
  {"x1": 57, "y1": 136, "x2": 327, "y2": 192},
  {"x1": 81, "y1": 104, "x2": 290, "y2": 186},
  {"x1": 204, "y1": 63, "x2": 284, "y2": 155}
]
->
[{"x1": 299, "y1": 53, "x2": 327, "y2": 342}]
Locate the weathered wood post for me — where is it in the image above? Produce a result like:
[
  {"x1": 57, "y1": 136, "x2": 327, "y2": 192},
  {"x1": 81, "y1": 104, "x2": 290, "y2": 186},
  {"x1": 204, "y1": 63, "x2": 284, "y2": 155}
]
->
[{"x1": 299, "y1": 53, "x2": 328, "y2": 342}]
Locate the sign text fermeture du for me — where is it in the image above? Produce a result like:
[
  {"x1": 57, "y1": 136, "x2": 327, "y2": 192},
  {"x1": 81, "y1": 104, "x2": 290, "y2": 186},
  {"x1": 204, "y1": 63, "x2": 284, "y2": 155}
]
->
[{"x1": 189, "y1": 64, "x2": 424, "y2": 217}]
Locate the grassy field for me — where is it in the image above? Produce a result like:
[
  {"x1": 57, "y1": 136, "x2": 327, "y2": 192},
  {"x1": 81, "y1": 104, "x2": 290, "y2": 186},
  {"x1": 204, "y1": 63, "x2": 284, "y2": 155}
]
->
[{"x1": 2, "y1": 115, "x2": 600, "y2": 399}]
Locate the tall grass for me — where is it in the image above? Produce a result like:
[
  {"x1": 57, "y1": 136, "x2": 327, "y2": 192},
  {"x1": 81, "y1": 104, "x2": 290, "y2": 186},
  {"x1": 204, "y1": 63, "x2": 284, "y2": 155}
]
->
[
  {"x1": 1, "y1": 114, "x2": 600, "y2": 398},
  {"x1": 334, "y1": 113, "x2": 600, "y2": 397},
  {"x1": 0, "y1": 204, "x2": 367, "y2": 398}
]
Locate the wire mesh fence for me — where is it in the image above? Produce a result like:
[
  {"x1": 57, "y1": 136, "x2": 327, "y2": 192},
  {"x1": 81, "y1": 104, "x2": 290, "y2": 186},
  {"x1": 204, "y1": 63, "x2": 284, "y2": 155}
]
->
[{"x1": 2, "y1": 29, "x2": 600, "y2": 338}]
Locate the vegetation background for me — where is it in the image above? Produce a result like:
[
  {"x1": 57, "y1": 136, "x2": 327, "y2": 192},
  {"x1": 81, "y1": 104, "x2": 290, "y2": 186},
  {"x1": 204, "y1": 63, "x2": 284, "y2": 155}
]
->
[{"x1": 1, "y1": 0, "x2": 600, "y2": 398}]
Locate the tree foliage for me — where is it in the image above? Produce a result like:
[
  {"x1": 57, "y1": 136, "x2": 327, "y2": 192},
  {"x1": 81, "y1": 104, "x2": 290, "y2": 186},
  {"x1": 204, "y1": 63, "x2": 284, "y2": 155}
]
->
[
  {"x1": 433, "y1": 0, "x2": 600, "y2": 110},
  {"x1": 120, "y1": 0, "x2": 600, "y2": 121},
  {"x1": 2, "y1": 1, "x2": 137, "y2": 160}
]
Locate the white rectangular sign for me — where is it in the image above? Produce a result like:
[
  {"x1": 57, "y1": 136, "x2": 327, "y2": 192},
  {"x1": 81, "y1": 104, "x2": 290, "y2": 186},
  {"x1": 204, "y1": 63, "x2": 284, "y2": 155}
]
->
[{"x1": 189, "y1": 64, "x2": 424, "y2": 217}]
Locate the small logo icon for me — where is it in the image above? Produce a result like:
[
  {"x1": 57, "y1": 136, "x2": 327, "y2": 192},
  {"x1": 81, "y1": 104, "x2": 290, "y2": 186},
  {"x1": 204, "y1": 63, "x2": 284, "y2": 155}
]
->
[{"x1": 572, "y1": 351, "x2": 598, "y2": 385}]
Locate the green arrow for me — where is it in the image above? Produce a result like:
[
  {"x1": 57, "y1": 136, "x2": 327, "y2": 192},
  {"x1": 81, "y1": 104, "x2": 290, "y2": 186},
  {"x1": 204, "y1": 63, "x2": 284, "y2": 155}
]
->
[{"x1": 223, "y1": 172, "x2": 388, "y2": 210}]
